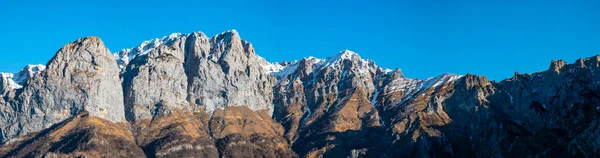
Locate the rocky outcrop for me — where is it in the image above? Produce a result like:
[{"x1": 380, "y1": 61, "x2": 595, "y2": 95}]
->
[
  {"x1": 184, "y1": 30, "x2": 276, "y2": 114},
  {"x1": 118, "y1": 30, "x2": 276, "y2": 116},
  {"x1": 122, "y1": 37, "x2": 190, "y2": 121},
  {"x1": 0, "y1": 65, "x2": 46, "y2": 98},
  {"x1": 0, "y1": 73, "x2": 19, "y2": 96},
  {"x1": 0, "y1": 36, "x2": 126, "y2": 143}
]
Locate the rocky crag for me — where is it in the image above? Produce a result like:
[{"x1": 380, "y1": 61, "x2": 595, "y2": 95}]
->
[{"x1": 1, "y1": 30, "x2": 599, "y2": 158}]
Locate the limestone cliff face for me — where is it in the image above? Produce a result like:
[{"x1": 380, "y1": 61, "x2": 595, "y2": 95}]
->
[
  {"x1": 122, "y1": 37, "x2": 190, "y2": 122},
  {"x1": 119, "y1": 30, "x2": 276, "y2": 119},
  {"x1": 2, "y1": 30, "x2": 600, "y2": 158},
  {"x1": 0, "y1": 37, "x2": 125, "y2": 143},
  {"x1": 184, "y1": 30, "x2": 276, "y2": 114}
]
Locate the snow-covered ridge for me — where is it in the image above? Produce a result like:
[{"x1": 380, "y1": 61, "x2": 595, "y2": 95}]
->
[
  {"x1": 113, "y1": 30, "x2": 244, "y2": 70},
  {"x1": 261, "y1": 49, "x2": 461, "y2": 90},
  {"x1": 264, "y1": 50, "x2": 389, "y2": 78},
  {"x1": 114, "y1": 32, "x2": 187, "y2": 69},
  {"x1": 385, "y1": 73, "x2": 463, "y2": 97},
  {"x1": 14, "y1": 64, "x2": 46, "y2": 84},
  {"x1": 262, "y1": 62, "x2": 285, "y2": 74},
  {"x1": 1, "y1": 73, "x2": 23, "y2": 90},
  {"x1": 0, "y1": 64, "x2": 46, "y2": 91},
  {"x1": 319, "y1": 50, "x2": 366, "y2": 69}
]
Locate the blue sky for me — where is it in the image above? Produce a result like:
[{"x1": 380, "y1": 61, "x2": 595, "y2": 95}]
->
[{"x1": 1, "y1": 0, "x2": 599, "y2": 80}]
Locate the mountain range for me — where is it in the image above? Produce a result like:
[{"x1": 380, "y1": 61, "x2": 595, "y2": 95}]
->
[{"x1": 1, "y1": 30, "x2": 599, "y2": 158}]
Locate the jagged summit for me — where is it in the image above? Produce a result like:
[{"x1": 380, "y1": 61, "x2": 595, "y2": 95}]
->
[
  {"x1": 114, "y1": 32, "x2": 187, "y2": 69},
  {"x1": 0, "y1": 36, "x2": 126, "y2": 144},
  {"x1": 13, "y1": 64, "x2": 46, "y2": 84},
  {"x1": 265, "y1": 49, "x2": 395, "y2": 80},
  {"x1": 114, "y1": 29, "x2": 247, "y2": 70},
  {"x1": 0, "y1": 64, "x2": 46, "y2": 93},
  {"x1": 337, "y1": 49, "x2": 360, "y2": 60},
  {"x1": 212, "y1": 29, "x2": 240, "y2": 43},
  {"x1": 0, "y1": 73, "x2": 22, "y2": 92},
  {"x1": 318, "y1": 49, "x2": 365, "y2": 68}
]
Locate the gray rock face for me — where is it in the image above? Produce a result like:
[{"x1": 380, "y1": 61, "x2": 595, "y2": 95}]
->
[
  {"x1": 115, "y1": 33, "x2": 187, "y2": 70},
  {"x1": 0, "y1": 36, "x2": 126, "y2": 142},
  {"x1": 0, "y1": 73, "x2": 17, "y2": 96},
  {"x1": 184, "y1": 30, "x2": 276, "y2": 114},
  {"x1": 13, "y1": 64, "x2": 46, "y2": 84},
  {"x1": 122, "y1": 37, "x2": 190, "y2": 121},
  {"x1": 118, "y1": 30, "x2": 277, "y2": 119}
]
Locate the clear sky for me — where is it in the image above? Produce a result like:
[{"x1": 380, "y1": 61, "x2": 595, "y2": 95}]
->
[{"x1": 1, "y1": 0, "x2": 599, "y2": 80}]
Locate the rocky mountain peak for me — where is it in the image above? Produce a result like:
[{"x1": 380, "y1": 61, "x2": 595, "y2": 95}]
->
[
  {"x1": 211, "y1": 29, "x2": 241, "y2": 45},
  {"x1": 318, "y1": 50, "x2": 368, "y2": 68},
  {"x1": 185, "y1": 29, "x2": 276, "y2": 114},
  {"x1": 267, "y1": 50, "x2": 377, "y2": 78},
  {"x1": 13, "y1": 64, "x2": 46, "y2": 84},
  {"x1": 388, "y1": 68, "x2": 404, "y2": 78},
  {"x1": 577, "y1": 55, "x2": 600, "y2": 69},
  {"x1": 0, "y1": 36, "x2": 126, "y2": 143},
  {"x1": 115, "y1": 30, "x2": 249, "y2": 71},
  {"x1": 122, "y1": 41, "x2": 190, "y2": 121},
  {"x1": 337, "y1": 50, "x2": 361, "y2": 60},
  {"x1": 0, "y1": 73, "x2": 21, "y2": 95},
  {"x1": 114, "y1": 33, "x2": 187, "y2": 69},
  {"x1": 44, "y1": 36, "x2": 126, "y2": 122},
  {"x1": 47, "y1": 36, "x2": 108, "y2": 70},
  {"x1": 549, "y1": 59, "x2": 567, "y2": 74}
]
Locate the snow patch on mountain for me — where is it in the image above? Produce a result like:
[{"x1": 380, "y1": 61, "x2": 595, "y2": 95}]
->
[
  {"x1": 422, "y1": 73, "x2": 463, "y2": 88},
  {"x1": 380, "y1": 68, "x2": 393, "y2": 74},
  {"x1": 385, "y1": 73, "x2": 463, "y2": 103},
  {"x1": 318, "y1": 50, "x2": 366, "y2": 69},
  {"x1": 320, "y1": 50, "x2": 359, "y2": 67},
  {"x1": 0, "y1": 64, "x2": 46, "y2": 91},
  {"x1": 272, "y1": 64, "x2": 299, "y2": 78},
  {"x1": 114, "y1": 33, "x2": 187, "y2": 69},
  {"x1": 263, "y1": 50, "x2": 377, "y2": 80},
  {"x1": 371, "y1": 89, "x2": 379, "y2": 106},
  {"x1": 263, "y1": 62, "x2": 285, "y2": 74},
  {"x1": 14, "y1": 64, "x2": 46, "y2": 84},
  {"x1": 1, "y1": 73, "x2": 22, "y2": 90}
]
